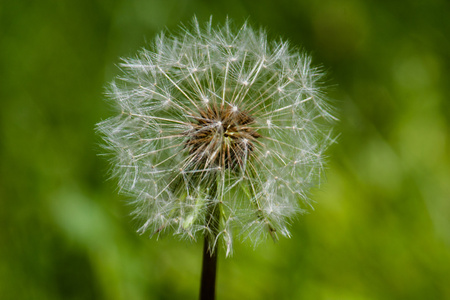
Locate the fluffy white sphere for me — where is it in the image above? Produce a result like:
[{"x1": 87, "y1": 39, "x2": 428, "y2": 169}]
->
[{"x1": 97, "y1": 17, "x2": 336, "y2": 256}]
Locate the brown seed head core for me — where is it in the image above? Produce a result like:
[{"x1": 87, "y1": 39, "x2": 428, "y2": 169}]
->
[{"x1": 185, "y1": 105, "x2": 261, "y2": 171}]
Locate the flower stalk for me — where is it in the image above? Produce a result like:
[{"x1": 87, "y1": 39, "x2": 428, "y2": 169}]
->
[
  {"x1": 200, "y1": 191, "x2": 220, "y2": 300},
  {"x1": 200, "y1": 234, "x2": 218, "y2": 300}
]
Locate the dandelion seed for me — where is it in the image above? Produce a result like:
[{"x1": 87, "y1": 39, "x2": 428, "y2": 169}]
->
[{"x1": 96, "y1": 17, "x2": 336, "y2": 258}]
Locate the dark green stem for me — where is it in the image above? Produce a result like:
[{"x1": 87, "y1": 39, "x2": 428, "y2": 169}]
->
[
  {"x1": 199, "y1": 231, "x2": 218, "y2": 300},
  {"x1": 199, "y1": 179, "x2": 221, "y2": 300}
]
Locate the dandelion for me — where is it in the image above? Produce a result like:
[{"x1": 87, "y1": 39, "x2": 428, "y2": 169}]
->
[{"x1": 97, "y1": 16, "x2": 336, "y2": 299}]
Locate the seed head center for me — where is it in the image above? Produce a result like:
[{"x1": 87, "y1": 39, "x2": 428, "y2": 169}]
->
[{"x1": 185, "y1": 105, "x2": 261, "y2": 170}]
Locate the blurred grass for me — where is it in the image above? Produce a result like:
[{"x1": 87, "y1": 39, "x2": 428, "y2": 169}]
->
[{"x1": 1, "y1": 0, "x2": 449, "y2": 299}]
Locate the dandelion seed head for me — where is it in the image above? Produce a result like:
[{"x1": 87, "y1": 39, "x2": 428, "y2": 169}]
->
[{"x1": 96, "y1": 16, "x2": 336, "y2": 255}]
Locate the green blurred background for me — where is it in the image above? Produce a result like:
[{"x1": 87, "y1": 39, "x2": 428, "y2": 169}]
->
[{"x1": 1, "y1": 0, "x2": 449, "y2": 299}]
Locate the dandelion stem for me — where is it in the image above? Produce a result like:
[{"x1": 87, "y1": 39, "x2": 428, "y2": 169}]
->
[
  {"x1": 200, "y1": 184, "x2": 220, "y2": 300},
  {"x1": 200, "y1": 231, "x2": 218, "y2": 300}
]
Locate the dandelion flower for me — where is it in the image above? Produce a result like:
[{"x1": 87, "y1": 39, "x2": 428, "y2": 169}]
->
[{"x1": 97, "y1": 17, "x2": 336, "y2": 257}]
